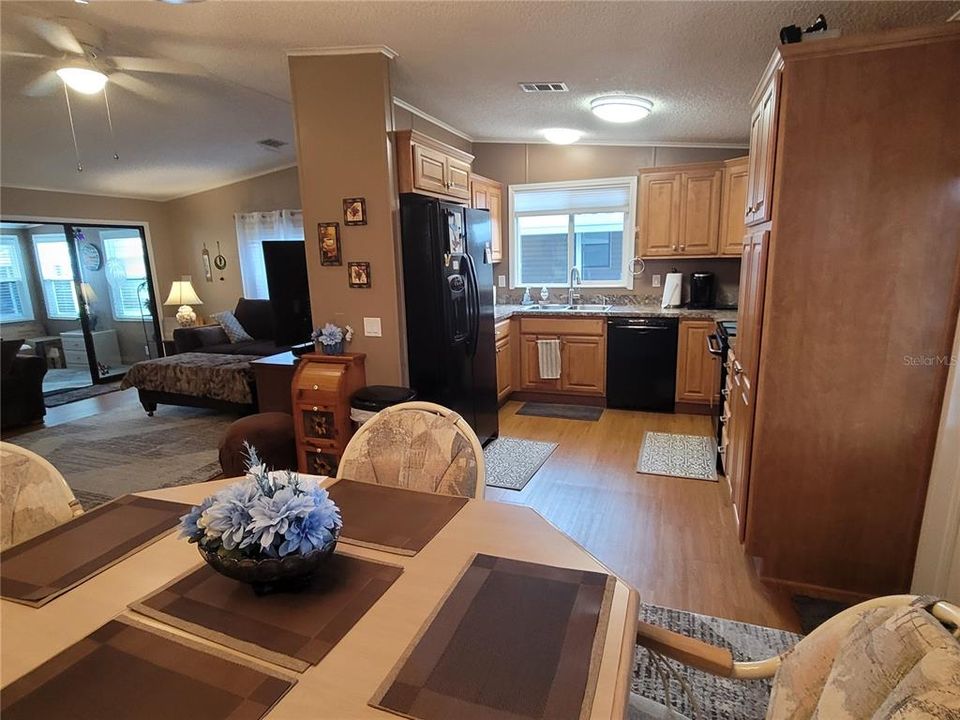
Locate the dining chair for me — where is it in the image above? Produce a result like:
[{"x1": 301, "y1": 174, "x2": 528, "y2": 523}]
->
[
  {"x1": 336, "y1": 401, "x2": 485, "y2": 499},
  {"x1": 0, "y1": 442, "x2": 83, "y2": 550},
  {"x1": 629, "y1": 594, "x2": 960, "y2": 719}
]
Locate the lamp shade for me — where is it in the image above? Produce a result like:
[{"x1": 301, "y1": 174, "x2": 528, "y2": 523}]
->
[
  {"x1": 79, "y1": 282, "x2": 98, "y2": 303},
  {"x1": 164, "y1": 280, "x2": 203, "y2": 306}
]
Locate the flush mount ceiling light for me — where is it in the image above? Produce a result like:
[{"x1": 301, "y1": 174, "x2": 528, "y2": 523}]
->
[
  {"x1": 590, "y1": 95, "x2": 654, "y2": 123},
  {"x1": 542, "y1": 128, "x2": 583, "y2": 145},
  {"x1": 56, "y1": 67, "x2": 108, "y2": 94}
]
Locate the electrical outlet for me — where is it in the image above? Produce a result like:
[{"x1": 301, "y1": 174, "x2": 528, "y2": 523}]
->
[
  {"x1": 363, "y1": 317, "x2": 382, "y2": 337},
  {"x1": 652, "y1": 274, "x2": 661, "y2": 288},
  {"x1": 498, "y1": 275, "x2": 506, "y2": 288}
]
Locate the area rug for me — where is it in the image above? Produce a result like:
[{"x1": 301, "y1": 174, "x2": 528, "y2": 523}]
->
[
  {"x1": 633, "y1": 604, "x2": 802, "y2": 720},
  {"x1": 484, "y1": 436, "x2": 558, "y2": 490},
  {"x1": 44, "y1": 381, "x2": 122, "y2": 407},
  {"x1": 9, "y1": 404, "x2": 235, "y2": 508},
  {"x1": 517, "y1": 402, "x2": 603, "y2": 421},
  {"x1": 637, "y1": 432, "x2": 717, "y2": 482}
]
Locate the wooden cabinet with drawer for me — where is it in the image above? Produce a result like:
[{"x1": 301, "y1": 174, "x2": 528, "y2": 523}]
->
[
  {"x1": 396, "y1": 130, "x2": 474, "y2": 201},
  {"x1": 59, "y1": 329, "x2": 121, "y2": 372},
  {"x1": 494, "y1": 319, "x2": 513, "y2": 404},
  {"x1": 517, "y1": 317, "x2": 606, "y2": 397},
  {"x1": 675, "y1": 320, "x2": 720, "y2": 404}
]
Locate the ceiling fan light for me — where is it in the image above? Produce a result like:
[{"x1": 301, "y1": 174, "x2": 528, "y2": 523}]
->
[
  {"x1": 542, "y1": 128, "x2": 583, "y2": 145},
  {"x1": 56, "y1": 67, "x2": 108, "y2": 94},
  {"x1": 590, "y1": 96, "x2": 654, "y2": 123}
]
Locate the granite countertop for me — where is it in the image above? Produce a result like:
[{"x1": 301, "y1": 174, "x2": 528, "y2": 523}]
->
[{"x1": 494, "y1": 304, "x2": 738, "y2": 322}]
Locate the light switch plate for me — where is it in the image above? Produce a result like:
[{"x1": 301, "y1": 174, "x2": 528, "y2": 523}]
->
[
  {"x1": 498, "y1": 275, "x2": 506, "y2": 288},
  {"x1": 652, "y1": 274, "x2": 661, "y2": 288},
  {"x1": 363, "y1": 317, "x2": 382, "y2": 337}
]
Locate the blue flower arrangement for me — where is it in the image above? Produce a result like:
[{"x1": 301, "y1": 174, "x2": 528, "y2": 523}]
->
[
  {"x1": 179, "y1": 443, "x2": 342, "y2": 560},
  {"x1": 311, "y1": 323, "x2": 354, "y2": 347}
]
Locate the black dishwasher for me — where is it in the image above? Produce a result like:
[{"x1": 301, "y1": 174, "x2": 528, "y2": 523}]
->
[{"x1": 606, "y1": 317, "x2": 679, "y2": 412}]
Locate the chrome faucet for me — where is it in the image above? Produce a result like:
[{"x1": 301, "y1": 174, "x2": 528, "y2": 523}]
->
[{"x1": 568, "y1": 266, "x2": 581, "y2": 306}]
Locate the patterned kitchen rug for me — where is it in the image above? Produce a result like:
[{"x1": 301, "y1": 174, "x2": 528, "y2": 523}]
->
[
  {"x1": 637, "y1": 432, "x2": 718, "y2": 482},
  {"x1": 631, "y1": 604, "x2": 802, "y2": 720},
  {"x1": 484, "y1": 436, "x2": 558, "y2": 491}
]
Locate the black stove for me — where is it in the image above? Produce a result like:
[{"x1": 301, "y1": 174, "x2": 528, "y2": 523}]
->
[{"x1": 708, "y1": 320, "x2": 737, "y2": 474}]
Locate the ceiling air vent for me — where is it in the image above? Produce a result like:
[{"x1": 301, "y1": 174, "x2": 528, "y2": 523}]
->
[
  {"x1": 257, "y1": 138, "x2": 288, "y2": 151},
  {"x1": 519, "y1": 82, "x2": 569, "y2": 93}
]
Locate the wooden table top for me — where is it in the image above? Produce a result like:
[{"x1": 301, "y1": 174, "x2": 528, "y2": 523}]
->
[{"x1": 0, "y1": 477, "x2": 640, "y2": 719}]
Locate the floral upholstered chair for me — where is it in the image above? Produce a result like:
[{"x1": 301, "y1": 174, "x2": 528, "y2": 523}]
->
[
  {"x1": 630, "y1": 595, "x2": 960, "y2": 719},
  {"x1": 336, "y1": 401, "x2": 485, "y2": 499},
  {"x1": 1, "y1": 442, "x2": 82, "y2": 550}
]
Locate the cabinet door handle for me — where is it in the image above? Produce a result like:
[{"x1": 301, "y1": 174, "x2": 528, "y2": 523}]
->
[{"x1": 755, "y1": 199, "x2": 764, "y2": 211}]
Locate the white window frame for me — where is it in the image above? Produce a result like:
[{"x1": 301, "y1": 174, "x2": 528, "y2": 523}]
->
[
  {"x1": 32, "y1": 233, "x2": 79, "y2": 320},
  {"x1": 508, "y1": 176, "x2": 637, "y2": 290},
  {"x1": 0, "y1": 235, "x2": 35, "y2": 323},
  {"x1": 100, "y1": 231, "x2": 152, "y2": 322}
]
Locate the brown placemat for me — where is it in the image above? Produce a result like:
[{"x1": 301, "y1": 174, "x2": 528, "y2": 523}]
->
[
  {"x1": 0, "y1": 494, "x2": 191, "y2": 607},
  {"x1": 0, "y1": 615, "x2": 295, "y2": 720},
  {"x1": 328, "y1": 479, "x2": 468, "y2": 556},
  {"x1": 130, "y1": 551, "x2": 403, "y2": 672},
  {"x1": 372, "y1": 553, "x2": 616, "y2": 720}
]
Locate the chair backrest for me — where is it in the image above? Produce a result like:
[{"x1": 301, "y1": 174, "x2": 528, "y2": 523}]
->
[
  {"x1": 336, "y1": 401, "x2": 485, "y2": 499},
  {"x1": 0, "y1": 442, "x2": 82, "y2": 550}
]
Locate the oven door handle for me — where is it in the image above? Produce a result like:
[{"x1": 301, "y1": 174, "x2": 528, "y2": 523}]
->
[{"x1": 706, "y1": 333, "x2": 723, "y2": 356}]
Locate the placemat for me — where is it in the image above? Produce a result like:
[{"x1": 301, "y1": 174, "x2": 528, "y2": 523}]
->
[
  {"x1": 131, "y1": 551, "x2": 403, "y2": 672},
  {"x1": 372, "y1": 553, "x2": 616, "y2": 720},
  {"x1": 328, "y1": 479, "x2": 468, "y2": 556},
  {"x1": 0, "y1": 615, "x2": 294, "y2": 720},
  {"x1": 0, "y1": 494, "x2": 191, "y2": 607}
]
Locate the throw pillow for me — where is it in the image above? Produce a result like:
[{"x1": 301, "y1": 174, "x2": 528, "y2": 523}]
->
[
  {"x1": 1, "y1": 339, "x2": 25, "y2": 375},
  {"x1": 211, "y1": 311, "x2": 253, "y2": 344}
]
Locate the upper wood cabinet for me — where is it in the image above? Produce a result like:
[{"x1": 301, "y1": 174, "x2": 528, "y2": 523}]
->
[
  {"x1": 675, "y1": 319, "x2": 720, "y2": 404},
  {"x1": 471, "y1": 174, "x2": 504, "y2": 263},
  {"x1": 678, "y1": 168, "x2": 722, "y2": 255},
  {"x1": 396, "y1": 130, "x2": 473, "y2": 202},
  {"x1": 719, "y1": 156, "x2": 749, "y2": 256},
  {"x1": 637, "y1": 172, "x2": 681, "y2": 256},
  {"x1": 744, "y1": 58, "x2": 781, "y2": 226}
]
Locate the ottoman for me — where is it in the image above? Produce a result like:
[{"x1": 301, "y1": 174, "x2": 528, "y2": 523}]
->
[{"x1": 219, "y1": 412, "x2": 297, "y2": 477}]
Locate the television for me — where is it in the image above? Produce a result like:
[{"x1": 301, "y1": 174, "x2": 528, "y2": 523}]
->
[{"x1": 262, "y1": 241, "x2": 312, "y2": 347}]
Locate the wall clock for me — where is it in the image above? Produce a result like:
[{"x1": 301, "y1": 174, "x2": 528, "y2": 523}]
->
[{"x1": 80, "y1": 242, "x2": 103, "y2": 271}]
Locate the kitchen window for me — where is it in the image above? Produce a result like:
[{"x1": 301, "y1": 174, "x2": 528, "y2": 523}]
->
[
  {"x1": 101, "y1": 231, "x2": 151, "y2": 321},
  {"x1": 0, "y1": 235, "x2": 34, "y2": 323},
  {"x1": 509, "y1": 177, "x2": 637, "y2": 289},
  {"x1": 32, "y1": 234, "x2": 79, "y2": 320}
]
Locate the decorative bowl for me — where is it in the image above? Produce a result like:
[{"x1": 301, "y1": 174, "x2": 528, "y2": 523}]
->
[{"x1": 198, "y1": 530, "x2": 339, "y2": 595}]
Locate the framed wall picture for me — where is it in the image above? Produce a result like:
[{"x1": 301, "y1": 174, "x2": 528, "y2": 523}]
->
[
  {"x1": 348, "y1": 261, "x2": 371, "y2": 288},
  {"x1": 318, "y1": 222, "x2": 342, "y2": 266},
  {"x1": 342, "y1": 197, "x2": 367, "y2": 226}
]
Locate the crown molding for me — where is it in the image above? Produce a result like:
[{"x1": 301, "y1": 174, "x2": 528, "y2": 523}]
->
[
  {"x1": 471, "y1": 138, "x2": 750, "y2": 149},
  {"x1": 286, "y1": 45, "x2": 398, "y2": 59},
  {"x1": 392, "y1": 98, "x2": 474, "y2": 143}
]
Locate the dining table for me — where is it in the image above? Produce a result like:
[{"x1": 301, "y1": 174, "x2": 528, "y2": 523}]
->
[{"x1": 0, "y1": 476, "x2": 641, "y2": 719}]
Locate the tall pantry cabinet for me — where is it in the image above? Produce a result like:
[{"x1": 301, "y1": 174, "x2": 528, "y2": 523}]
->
[{"x1": 732, "y1": 24, "x2": 960, "y2": 599}]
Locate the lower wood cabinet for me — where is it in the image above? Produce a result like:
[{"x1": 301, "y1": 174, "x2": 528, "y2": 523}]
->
[
  {"x1": 519, "y1": 334, "x2": 561, "y2": 391},
  {"x1": 560, "y1": 336, "x2": 605, "y2": 394},
  {"x1": 675, "y1": 320, "x2": 720, "y2": 404},
  {"x1": 517, "y1": 318, "x2": 606, "y2": 397},
  {"x1": 495, "y1": 335, "x2": 512, "y2": 404}
]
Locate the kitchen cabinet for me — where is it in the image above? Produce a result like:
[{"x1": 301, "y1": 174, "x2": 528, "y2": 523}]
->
[
  {"x1": 471, "y1": 174, "x2": 504, "y2": 263},
  {"x1": 719, "y1": 156, "x2": 749, "y2": 256},
  {"x1": 637, "y1": 172, "x2": 680, "y2": 257},
  {"x1": 678, "y1": 167, "x2": 722, "y2": 255},
  {"x1": 744, "y1": 59, "x2": 780, "y2": 227},
  {"x1": 395, "y1": 130, "x2": 474, "y2": 201},
  {"x1": 517, "y1": 317, "x2": 605, "y2": 397},
  {"x1": 494, "y1": 319, "x2": 512, "y2": 404},
  {"x1": 675, "y1": 320, "x2": 720, "y2": 404}
]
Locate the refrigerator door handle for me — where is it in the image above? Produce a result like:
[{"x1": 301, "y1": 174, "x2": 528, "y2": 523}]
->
[{"x1": 463, "y1": 252, "x2": 481, "y2": 356}]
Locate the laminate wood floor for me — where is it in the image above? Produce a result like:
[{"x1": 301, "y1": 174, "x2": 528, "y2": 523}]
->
[{"x1": 489, "y1": 401, "x2": 801, "y2": 632}]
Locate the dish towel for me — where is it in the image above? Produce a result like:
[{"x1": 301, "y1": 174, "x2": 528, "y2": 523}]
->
[{"x1": 537, "y1": 339, "x2": 562, "y2": 380}]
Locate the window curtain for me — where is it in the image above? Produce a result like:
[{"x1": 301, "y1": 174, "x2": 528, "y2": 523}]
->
[{"x1": 235, "y1": 210, "x2": 304, "y2": 299}]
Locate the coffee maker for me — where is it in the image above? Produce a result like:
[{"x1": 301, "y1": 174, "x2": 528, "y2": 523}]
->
[{"x1": 689, "y1": 272, "x2": 715, "y2": 308}]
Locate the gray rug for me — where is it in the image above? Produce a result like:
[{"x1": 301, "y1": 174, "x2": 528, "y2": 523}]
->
[
  {"x1": 633, "y1": 604, "x2": 802, "y2": 720},
  {"x1": 484, "y1": 436, "x2": 558, "y2": 490},
  {"x1": 10, "y1": 404, "x2": 235, "y2": 508},
  {"x1": 517, "y1": 402, "x2": 603, "y2": 421},
  {"x1": 45, "y1": 381, "x2": 122, "y2": 407},
  {"x1": 637, "y1": 432, "x2": 717, "y2": 482}
]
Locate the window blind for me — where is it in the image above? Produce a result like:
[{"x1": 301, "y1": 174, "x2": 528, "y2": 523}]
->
[{"x1": 513, "y1": 182, "x2": 632, "y2": 214}]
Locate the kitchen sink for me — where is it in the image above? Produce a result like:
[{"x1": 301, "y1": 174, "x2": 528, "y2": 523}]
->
[
  {"x1": 525, "y1": 303, "x2": 571, "y2": 310},
  {"x1": 523, "y1": 303, "x2": 611, "y2": 312},
  {"x1": 566, "y1": 304, "x2": 612, "y2": 312}
]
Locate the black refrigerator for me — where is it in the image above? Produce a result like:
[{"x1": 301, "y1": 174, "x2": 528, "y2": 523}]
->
[{"x1": 399, "y1": 193, "x2": 499, "y2": 446}]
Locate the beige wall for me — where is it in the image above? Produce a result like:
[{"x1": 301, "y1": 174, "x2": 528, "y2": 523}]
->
[
  {"x1": 164, "y1": 166, "x2": 301, "y2": 318},
  {"x1": 393, "y1": 105, "x2": 472, "y2": 155},
  {"x1": 472, "y1": 143, "x2": 746, "y2": 303},
  {"x1": 289, "y1": 52, "x2": 404, "y2": 385}
]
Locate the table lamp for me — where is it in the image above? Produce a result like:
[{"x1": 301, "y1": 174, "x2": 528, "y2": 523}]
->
[
  {"x1": 79, "y1": 282, "x2": 99, "y2": 330},
  {"x1": 164, "y1": 277, "x2": 203, "y2": 327}
]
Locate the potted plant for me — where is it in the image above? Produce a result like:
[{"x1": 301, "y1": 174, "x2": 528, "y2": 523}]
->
[
  {"x1": 178, "y1": 444, "x2": 342, "y2": 594},
  {"x1": 311, "y1": 322, "x2": 354, "y2": 355}
]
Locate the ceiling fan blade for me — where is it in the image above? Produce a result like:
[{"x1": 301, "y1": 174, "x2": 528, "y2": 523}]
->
[
  {"x1": 21, "y1": 16, "x2": 84, "y2": 56},
  {"x1": 23, "y1": 70, "x2": 61, "y2": 97},
  {"x1": 110, "y1": 56, "x2": 203, "y2": 75},
  {"x1": 0, "y1": 50, "x2": 48, "y2": 60},
  {"x1": 109, "y1": 72, "x2": 170, "y2": 104}
]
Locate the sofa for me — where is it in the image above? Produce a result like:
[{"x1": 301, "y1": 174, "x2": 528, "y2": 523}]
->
[
  {"x1": 1, "y1": 339, "x2": 47, "y2": 430},
  {"x1": 172, "y1": 299, "x2": 290, "y2": 357}
]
